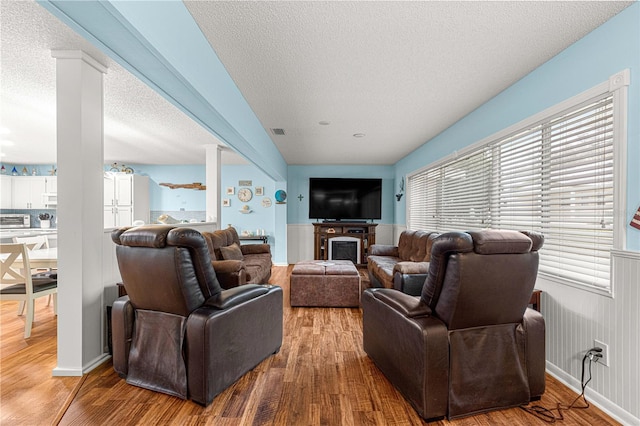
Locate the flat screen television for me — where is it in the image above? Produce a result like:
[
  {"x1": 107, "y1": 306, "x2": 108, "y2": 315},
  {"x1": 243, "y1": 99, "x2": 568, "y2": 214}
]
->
[{"x1": 309, "y1": 178, "x2": 382, "y2": 221}]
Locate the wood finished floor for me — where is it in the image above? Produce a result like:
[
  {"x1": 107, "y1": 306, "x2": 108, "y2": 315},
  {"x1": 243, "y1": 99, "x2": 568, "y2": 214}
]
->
[{"x1": 0, "y1": 266, "x2": 620, "y2": 425}]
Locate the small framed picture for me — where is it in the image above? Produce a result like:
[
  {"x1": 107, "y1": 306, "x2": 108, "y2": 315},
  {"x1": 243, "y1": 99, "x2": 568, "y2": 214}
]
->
[
  {"x1": 226, "y1": 187, "x2": 235, "y2": 195},
  {"x1": 255, "y1": 186, "x2": 264, "y2": 196},
  {"x1": 223, "y1": 198, "x2": 230, "y2": 207}
]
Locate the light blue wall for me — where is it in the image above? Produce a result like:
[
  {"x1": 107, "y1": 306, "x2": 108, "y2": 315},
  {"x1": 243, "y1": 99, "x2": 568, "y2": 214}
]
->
[
  {"x1": 394, "y1": 3, "x2": 640, "y2": 251},
  {"x1": 124, "y1": 164, "x2": 205, "y2": 212},
  {"x1": 221, "y1": 164, "x2": 287, "y2": 264},
  {"x1": 221, "y1": 165, "x2": 275, "y2": 237},
  {"x1": 287, "y1": 165, "x2": 395, "y2": 225}
]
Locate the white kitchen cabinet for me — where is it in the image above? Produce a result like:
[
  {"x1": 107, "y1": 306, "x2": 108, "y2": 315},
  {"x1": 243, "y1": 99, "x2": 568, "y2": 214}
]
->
[
  {"x1": 42, "y1": 176, "x2": 57, "y2": 207},
  {"x1": 12, "y1": 176, "x2": 47, "y2": 209},
  {"x1": 44, "y1": 176, "x2": 57, "y2": 193},
  {"x1": 0, "y1": 176, "x2": 12, "y2": 209},
  {"x1": 104, "y1": 174, "x2": 149, "y2": 228},
  {"x1": 104, "y1": 174, "x2": 134, "y2": 207},
  {"x1": 104, "y1": 205, "x2": 134, "y2": 228}
]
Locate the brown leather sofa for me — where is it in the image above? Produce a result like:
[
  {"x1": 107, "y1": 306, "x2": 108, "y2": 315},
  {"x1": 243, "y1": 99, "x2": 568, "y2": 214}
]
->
[
  {"x1": 362, "y1": 230, "x2": 545, "y2": 421},
  {"x1": 201, "y1": 226, "x2": 272, "y2": 288},
  {"x1": 367, "y1": 229, "x2": 435, "y2": 295},
  {"x1": 110, "y1": 225, "x2": 283, "y2": 405}
]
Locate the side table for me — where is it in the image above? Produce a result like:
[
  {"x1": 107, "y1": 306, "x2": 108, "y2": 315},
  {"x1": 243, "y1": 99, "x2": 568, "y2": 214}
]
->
[
  {"x1": 116, "y1": 282, "x2": 127, "y2": 297},
  {"x1": 239, "y1": 236, "x2": 268, "y2": 244},
  {"x1": 529, "y1": 289, "x2": 542, "y2": 312}
]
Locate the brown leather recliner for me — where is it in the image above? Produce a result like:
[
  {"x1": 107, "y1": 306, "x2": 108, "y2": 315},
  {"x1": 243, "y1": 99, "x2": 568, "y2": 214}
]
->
[
  {"x1": 362, "y1": 230, "x2": 545, "y2": 421},
  {"x1": 110, "y1": 225, "x2": 283, "y2": 406}
]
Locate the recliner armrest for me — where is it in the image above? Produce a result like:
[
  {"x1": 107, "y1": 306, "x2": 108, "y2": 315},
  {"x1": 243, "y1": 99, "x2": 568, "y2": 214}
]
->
[
  {"x1": 205, "y1": 284, "x2": 271, "y2": 310},
  {"x1": 111, "y1": 296, "x2": 134, "y2": 378},
  {"x1": 393, "y1": 261, "x2": 429, "y2": 275},
  {"x1": 366, "y1": 288, "x2": 431, "y2": 318},
  {"x1": 369, "y1": 244, "x2": 399, "y2": 257},
  {"x1": 211, "y1": 259, "x2": 245, "y2": 273},
  {"x1": 393, "y1": 272, "x2": 428, "y2": 296},
  {"x1": 241, "y1": 244, "x2": 271, "y2": 255}
]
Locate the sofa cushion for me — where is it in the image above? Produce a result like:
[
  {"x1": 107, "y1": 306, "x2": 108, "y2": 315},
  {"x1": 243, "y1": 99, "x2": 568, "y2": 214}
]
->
[
  {"x1": 367, "y1": 255, "x2": 402, "y2": 288},
  {"x1": 244, "y1": 253, "x2": 272, "y2": 284},
  {"x1": 398, "y1": 230, "x2": 432, "y2": 261},
  {"x1": 393, "y1": 261, "x2": 429, "y2": 275},
  {"x1": 220, "y1": 243, "x2": 244, "y2": 261},
  {"x1": 202, "y1": 228, "x2": 240, "y2": 260},
  {"x1": 367, "y1": 230, "x2": 435, "y2": 293}
]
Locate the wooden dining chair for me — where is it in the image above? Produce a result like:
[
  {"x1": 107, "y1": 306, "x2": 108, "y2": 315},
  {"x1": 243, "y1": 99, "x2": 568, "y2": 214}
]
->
[
  {"x1": 12, "y1": 235, "x2": 49, "y2": 251},
  {"x1": 0, "y1": 243, "x2": 57, "y2": 338},
  {"x1": 12, "y1": 235, "x2": 54, "y2": 308}
]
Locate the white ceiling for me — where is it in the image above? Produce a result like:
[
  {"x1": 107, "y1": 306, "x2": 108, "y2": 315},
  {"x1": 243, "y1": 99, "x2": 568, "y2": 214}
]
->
[
  {"x1": 0, "y1": 0, "x2": 241, "y2": 166},
  {"x1": 0, "y1": 1, "x2": 632, "y2": 167}
]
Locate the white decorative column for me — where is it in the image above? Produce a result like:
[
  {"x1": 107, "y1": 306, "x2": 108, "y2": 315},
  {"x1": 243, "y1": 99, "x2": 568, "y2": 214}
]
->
[
  {"x1": 52, "y1": 50, "x2": 108, "y2": 376},
  {"x1": 206, "y1": 144, "x2": 221, "y2": 229}
]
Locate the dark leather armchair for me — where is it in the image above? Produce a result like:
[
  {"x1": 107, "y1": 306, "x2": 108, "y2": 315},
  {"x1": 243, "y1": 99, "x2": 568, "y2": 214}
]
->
[
  {"x1": 362, "y1": 230, "x2": 545, "y2": 421},
  {"x1": 110, "y1": 225, "x2": 283, "y2": 405}
]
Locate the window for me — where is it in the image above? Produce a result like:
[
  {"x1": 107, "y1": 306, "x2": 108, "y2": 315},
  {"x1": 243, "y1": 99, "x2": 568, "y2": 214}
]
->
[{"x1": 407, "y1": 71, "x2": 628, "y2": 294}]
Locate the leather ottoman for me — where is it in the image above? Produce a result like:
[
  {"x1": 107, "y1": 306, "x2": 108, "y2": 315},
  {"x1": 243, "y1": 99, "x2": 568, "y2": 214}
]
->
[{"x1": 290, "y1": 260, "x2": 361, "y2": 307}]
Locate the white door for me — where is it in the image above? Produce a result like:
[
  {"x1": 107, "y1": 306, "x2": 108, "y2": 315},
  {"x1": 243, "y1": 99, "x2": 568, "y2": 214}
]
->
[
  {"x1": 104, "y1": 175, "x2": 115, "y2": 206},
  {"x1": 114, "y1": 175, "x2": 133, "y2": 206},
  {"x1": 104, "y1": 206, "x2": 115, "y2": 228},
  {"x1": 115, "y1": 206, "x2": 133, "y2": 227}
]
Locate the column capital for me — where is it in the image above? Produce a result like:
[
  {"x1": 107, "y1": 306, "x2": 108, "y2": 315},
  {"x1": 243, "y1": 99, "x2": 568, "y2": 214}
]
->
[{"x1": 51, "y1": 50, "x2": 108, "y2": 74}]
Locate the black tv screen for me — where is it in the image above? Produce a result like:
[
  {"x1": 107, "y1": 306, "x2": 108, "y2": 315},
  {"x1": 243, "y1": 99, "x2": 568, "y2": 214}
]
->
[{"x1": 309, "y1": 178, "x2": 382, "y2": 221}]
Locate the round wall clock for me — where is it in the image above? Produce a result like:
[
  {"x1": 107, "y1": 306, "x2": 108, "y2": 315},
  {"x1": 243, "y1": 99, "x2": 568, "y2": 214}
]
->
[
  {"x1": 237, "y1": 188, "x2": 253, "y2": 202},
  {"x1": 261, "y1": 197, "x2": 272, "y2": 208}
]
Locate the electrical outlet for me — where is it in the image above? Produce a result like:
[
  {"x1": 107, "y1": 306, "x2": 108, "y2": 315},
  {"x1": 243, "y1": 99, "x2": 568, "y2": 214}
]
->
[{"x1": 594, "y1": 339, "x2": 609, "y2": 367}]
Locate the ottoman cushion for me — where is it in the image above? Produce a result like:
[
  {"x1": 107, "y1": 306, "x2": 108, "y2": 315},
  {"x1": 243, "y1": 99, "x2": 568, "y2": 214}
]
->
[{"x1": 290, "y1": 260, "x2": 360, "y2": 307}]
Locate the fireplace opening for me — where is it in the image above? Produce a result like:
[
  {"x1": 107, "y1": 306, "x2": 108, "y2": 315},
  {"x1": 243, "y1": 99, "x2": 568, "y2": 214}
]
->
[{"x1": 328, "y1": 236, "x2": 361, "y2": 264}]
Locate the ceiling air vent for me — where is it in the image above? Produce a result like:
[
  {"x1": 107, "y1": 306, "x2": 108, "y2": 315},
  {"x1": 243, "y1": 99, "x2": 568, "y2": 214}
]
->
[{"x1": 270, "y1": 128, "x2": 286, "y2": 136}]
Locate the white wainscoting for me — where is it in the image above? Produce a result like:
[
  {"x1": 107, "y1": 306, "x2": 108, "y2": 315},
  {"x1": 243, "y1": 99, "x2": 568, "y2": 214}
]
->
[{"x1": 538, "y1": 249, "x2": 640, "y2": 425}]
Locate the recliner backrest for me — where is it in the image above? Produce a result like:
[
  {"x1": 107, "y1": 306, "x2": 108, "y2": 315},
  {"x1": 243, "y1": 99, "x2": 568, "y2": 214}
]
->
[
  {"x1": 112, "y1": 225, "x2": 223, "y2": 316},
  {"x1": 421, "y1": 230, "x2": 544, "y2": 330}
]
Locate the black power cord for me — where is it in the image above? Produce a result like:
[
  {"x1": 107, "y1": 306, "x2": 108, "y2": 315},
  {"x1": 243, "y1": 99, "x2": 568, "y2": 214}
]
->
[{"x1": 520, "y1": 347, "x2": 603, "y2": 423}]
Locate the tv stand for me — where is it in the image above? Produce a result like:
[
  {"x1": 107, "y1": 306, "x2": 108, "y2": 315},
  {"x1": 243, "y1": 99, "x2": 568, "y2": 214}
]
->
[
  {"x1": 313, "y1": 222, "x2": 377, "y2": 265},
  {"x1": 320, "y1": 219, "x2": 368, "y2": 224}
]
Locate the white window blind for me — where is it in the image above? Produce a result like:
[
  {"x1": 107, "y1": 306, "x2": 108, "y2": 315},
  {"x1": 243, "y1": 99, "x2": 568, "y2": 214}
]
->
[{"x1": 407, "y1": 93, "x2": 615, "y2": 291}]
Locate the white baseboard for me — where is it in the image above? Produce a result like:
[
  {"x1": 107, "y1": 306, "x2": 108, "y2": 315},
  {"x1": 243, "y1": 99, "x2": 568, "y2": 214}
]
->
[
  {"x1": 52, "y1": 367, "x2": 83, "y2": 377},
  {"x1": 83, "y1": 353, "x2": 112, "y2": 374},
  {"x1": 53, "y1": 353, "x2": 112, "y2": 376},
  {"x1": 546, "y1": 362, "x2": 639, "y2": 425}
]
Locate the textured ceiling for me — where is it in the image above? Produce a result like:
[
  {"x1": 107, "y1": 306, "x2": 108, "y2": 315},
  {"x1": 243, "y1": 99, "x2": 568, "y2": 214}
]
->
[
  {"x1": 0, "y1": 0, "x2": 239, "y2": 166},
  {"x1": 186, "y1": 0, "x2": 632, "y2": 165},
  {"x1": 0, "y1": 1, "x2": 632, "y2": 167}
]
